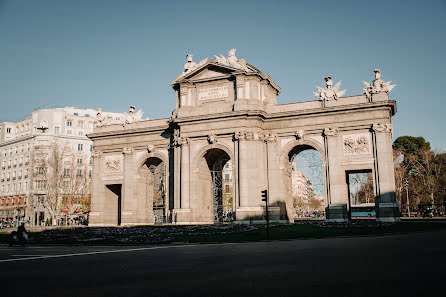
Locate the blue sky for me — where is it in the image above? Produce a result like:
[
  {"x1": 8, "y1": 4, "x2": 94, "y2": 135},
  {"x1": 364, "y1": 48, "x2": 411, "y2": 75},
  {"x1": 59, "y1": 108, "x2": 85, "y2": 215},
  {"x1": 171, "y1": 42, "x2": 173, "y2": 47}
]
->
[{"x1": 0, "y1": 0, "x2": 445, "y2": 149}]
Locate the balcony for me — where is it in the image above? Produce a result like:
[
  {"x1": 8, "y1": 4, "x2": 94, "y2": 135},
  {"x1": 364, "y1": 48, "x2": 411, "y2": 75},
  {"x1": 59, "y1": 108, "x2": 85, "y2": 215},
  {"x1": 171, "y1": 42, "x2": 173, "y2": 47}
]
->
[
  {"x1": 12, "y1": 177, "x2": 16, "y2": 180},
  {"x1": 7, "y1": 165, "x2": 11, "y2": 169},
  {"x1": 6, "y1": 178, "x2": 10, "y2": 181}
]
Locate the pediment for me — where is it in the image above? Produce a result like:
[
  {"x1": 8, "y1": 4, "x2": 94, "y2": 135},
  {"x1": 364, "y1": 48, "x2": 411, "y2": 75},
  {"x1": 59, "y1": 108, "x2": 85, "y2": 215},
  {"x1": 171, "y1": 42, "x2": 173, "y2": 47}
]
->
[
  {"x1": 188, "y1": 66, "x2": 233, "y2": 81},
  {"x1": 172, "y1": 62, "x2": 240, "y2": 85}
]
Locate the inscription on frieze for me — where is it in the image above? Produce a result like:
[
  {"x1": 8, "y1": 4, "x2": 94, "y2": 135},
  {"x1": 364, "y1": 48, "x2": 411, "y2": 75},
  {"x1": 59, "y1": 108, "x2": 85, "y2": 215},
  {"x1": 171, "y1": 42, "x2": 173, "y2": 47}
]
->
[
  {"x1": 198, "y1": 86, "x2": 228, "y2": 100},
  {"x1": 343, "y1": 133, "x2": 371, "y2": 156}
]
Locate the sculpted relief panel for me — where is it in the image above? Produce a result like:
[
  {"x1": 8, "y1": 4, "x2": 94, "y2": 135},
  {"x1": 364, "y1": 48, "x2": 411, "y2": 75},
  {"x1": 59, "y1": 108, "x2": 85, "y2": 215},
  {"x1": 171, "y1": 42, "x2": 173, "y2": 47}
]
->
[
  {"x1": 104, "y1": 155, "x2": 123, "y2": 173},
  {"x1": 343, "y1": 133, "x2": 371, "y2": 156}
]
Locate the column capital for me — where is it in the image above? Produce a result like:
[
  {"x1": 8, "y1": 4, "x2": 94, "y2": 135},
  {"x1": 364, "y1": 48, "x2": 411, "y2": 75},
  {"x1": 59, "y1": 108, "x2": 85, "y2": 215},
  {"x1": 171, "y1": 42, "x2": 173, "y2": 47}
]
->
[
  {"x1": 372, "y1": 123, "x2": 392, "y2": 134},
  {"x1": 263, "y1": 132, "x2": 278, "y2": 143},
  {"x1": 122, "y1": 147, "x2": 133, "y2": 155},
  {"x1": 91, "y1": 150, "x2": 102, "y2": 158},
  {"x1": 323, "y1": 127, "x2": 338, "y2": 137}
]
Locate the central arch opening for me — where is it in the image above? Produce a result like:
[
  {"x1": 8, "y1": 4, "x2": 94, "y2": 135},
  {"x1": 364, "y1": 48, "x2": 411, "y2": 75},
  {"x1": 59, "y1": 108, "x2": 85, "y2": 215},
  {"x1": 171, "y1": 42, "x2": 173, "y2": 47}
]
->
[
  {"x1": 289, "y1": 145, "x2": 326, "y2": 219},
  {"x1": 203, "y1": 148, "x2": 233, "y2": 223}
]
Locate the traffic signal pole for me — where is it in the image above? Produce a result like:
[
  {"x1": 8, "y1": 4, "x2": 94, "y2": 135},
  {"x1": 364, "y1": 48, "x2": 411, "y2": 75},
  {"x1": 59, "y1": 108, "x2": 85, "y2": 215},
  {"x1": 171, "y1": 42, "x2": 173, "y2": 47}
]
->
[{"x1": 261, "y1": 190, "x2": 270, "y2": 240}]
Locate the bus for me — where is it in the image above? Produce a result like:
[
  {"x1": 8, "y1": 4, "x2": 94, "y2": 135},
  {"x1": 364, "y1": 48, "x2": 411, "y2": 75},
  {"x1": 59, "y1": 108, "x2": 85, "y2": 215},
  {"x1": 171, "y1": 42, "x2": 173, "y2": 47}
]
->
[{"x1": 350, "y1": 203, "x2": 376, "y2": 218}]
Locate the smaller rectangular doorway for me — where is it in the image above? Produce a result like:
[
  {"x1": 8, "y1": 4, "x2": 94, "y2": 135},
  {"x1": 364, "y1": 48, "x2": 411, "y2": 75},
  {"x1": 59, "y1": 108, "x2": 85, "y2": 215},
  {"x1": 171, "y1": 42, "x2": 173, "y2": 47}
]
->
[
  {"x1": 346, "y1": 170, "x2": 375, "y2": 219},
  {"x1": 106, "y1": 184, "x2": 122, "y2": 226}
]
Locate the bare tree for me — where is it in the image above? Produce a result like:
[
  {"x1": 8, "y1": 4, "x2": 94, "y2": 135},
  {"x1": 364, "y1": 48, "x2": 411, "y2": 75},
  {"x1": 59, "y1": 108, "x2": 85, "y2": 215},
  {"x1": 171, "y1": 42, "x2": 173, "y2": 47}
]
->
[
  {"x1": 32, "y1": 141, "x2": 71, "y2": 225},
  {"x1": 60, "y1": 154, "x2": 91, "y2": 222},
  {"x1": 32, "y1": 140, "x2": 91, "y2": 225}
]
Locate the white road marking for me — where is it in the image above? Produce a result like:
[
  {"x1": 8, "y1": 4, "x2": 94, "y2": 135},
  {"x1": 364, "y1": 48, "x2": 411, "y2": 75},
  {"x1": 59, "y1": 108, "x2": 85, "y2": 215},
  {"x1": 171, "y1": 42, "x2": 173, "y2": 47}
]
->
[
  {"x1": 0, "y1": 243, "x2": 221, "y2": 263},
  {"x1": 11, "y1": 255, "x2": 51, "y2": 257}
]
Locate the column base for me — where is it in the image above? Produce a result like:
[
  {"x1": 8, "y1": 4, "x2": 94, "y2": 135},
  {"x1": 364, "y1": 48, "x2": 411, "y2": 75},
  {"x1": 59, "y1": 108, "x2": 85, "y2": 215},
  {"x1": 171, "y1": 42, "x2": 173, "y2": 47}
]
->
[
  {"x1": 326, "y1": 204, "x2": 349, "y2": 222},
  {"x1": 376, "y1": 202, "x2": 401, "y2": 222},
  {"x1": 235, "y1": 206, "x2": 281, "y2": 221},
  {"x1": 173, "y1": 208, "x2": 191, "y2": 224}
]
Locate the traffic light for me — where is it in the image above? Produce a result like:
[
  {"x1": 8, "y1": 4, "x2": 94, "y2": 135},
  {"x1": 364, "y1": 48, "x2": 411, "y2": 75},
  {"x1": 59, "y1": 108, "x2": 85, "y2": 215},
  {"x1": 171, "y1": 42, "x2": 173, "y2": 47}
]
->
[{"x1": 261, "y1": 190, "x2": 268, "y2": 202}]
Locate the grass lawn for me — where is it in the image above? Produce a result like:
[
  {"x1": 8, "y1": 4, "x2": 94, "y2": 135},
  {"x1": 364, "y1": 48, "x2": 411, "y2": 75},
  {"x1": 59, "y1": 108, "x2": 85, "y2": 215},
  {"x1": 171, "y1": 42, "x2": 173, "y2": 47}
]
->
[{"x1": 1, "y1": 221, "x2": 445, "y2": 245}]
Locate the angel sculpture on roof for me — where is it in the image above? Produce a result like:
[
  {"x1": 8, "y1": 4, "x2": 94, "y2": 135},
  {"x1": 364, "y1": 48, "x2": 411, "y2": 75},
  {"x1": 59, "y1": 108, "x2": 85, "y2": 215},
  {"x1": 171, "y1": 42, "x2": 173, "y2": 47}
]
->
[
  {"x1": 314, "y1": 77, "x2": 346, "y2": 100},
  {"x1": 363, "y1": 69, "x2": 396, "y2": 99},
  {"x1": 94, "y1": 108, "x2": 110, "y2": 127},
  {"x1": 215, "y1": 48, "x2": 251, "y2": 72},
  {"x1": 123, "y1": 105, "x2": 144, "y2": 125}
]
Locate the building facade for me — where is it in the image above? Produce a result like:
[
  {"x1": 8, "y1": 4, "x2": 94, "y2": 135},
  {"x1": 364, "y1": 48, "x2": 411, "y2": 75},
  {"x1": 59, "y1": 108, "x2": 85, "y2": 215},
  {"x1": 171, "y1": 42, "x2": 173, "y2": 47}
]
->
[
  {"x1": 89, "y1": 49, "x2": 399, "y2": 226},
  {"x1": 0, "y1": 107, "x2": 123, "y2": 226}
]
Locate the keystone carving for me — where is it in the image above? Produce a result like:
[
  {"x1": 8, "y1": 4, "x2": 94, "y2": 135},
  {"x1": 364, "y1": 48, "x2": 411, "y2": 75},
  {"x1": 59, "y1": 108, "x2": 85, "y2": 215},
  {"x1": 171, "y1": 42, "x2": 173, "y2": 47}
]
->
[
  {"x1": 147, "y1": 145, "x2": 155, "y2": 153},
  {"x1": 295, "y1": 130, "x2": 304, "y2": 139},
  {"x1": 207, "y1": 133, "x2": 217, "y2": 144}
]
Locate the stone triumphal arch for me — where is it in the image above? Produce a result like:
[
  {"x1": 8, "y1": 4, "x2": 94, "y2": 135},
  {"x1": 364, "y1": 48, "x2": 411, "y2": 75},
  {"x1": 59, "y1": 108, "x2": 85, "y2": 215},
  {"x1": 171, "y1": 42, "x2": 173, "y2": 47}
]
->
[{"x1": 88, "y1": 50, "x2": 399, "y2": 226}]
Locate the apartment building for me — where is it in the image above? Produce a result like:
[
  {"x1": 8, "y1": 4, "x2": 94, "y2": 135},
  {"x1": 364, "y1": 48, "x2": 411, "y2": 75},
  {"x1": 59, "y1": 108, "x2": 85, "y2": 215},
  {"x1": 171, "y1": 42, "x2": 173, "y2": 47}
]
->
[{"x1": 0, "y1": 107, "x2": 123, "y2": 226}]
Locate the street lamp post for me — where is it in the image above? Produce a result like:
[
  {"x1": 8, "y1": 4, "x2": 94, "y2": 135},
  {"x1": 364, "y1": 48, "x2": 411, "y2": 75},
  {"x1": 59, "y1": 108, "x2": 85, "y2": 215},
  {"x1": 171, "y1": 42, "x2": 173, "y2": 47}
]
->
[{"x1": 404, "y1": 178, "x2": 410, "y2": 217}]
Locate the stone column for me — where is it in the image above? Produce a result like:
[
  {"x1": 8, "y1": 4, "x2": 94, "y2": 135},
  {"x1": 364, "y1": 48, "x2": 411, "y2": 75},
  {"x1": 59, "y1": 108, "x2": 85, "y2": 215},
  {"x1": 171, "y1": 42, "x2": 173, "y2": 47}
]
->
[
  {"x1": 173, "y1": 134, "x2": 190, "y2": 224},
  {"x1": 236, "y1": 131, "x2": 267, "y2": 221},
  {"x1": 89, "y1": 150, "x2": 103, "y2": 226},
  {"x1": 264, "y1": 133, "x2": 282, "y2": 221},
  {"x1": 121, "y1": 147, "x2": 134, "y2": 225},
  {"x1": 235, "y1": 131, "x2": 248, "y2": 208},
  {"x1": 324, "y1": 128, "x2": 348, "y2": 222},
  {"x1": 372, "y1": 123, "x2": 400, "y2": 222},
  {"x1": 180, "y1": 137, "x2": 190, "y2": 209}
]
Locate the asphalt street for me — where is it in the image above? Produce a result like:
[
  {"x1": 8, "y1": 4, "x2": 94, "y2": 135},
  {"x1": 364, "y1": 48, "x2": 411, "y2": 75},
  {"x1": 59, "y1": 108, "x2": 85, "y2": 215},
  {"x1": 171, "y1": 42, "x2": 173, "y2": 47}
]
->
[{"x1": 1, "y1": 230, "x2": 445, "y2": 297}]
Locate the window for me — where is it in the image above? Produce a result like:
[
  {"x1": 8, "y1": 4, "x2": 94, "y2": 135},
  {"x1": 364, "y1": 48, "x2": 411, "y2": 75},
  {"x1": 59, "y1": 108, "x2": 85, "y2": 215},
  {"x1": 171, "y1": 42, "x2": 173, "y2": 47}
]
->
[
  {"x1": 64, "y1": 168, "x2": 70, "y2": 176},
  {"x1": 54, "y1": 127, "x2": 60, "y2": 134},
  {"x1": 67, "y1": 120, "x2": 72, "y2": 127},
  {"x1": 63, "y1": 181, "x2": 69, "y2": 189},
  {"x1": 6, "y1": 128, "x2": 11, "y2": 133},
  {"x1": 76, "y1": 169, "x2": 82, "y2": 177},
  {"x1": 36, "y1": 167, "x2": 46, "y2": 175},
  {"x1": 74, "y1": 112, "x2": 78, "y2": 116},
  {"x1": 225, "y1": 173, "x2": 229, "y2": 180},
  {"x1": 90, "y1": 144, "x2": 93, "y2": 151},
  {"x1": 88, "y1": 170, "x2": 92, "y2": 177},
  {"x1": 89, "y1": 157, "x2": 92, "y2": 165},
  {"x1": 78, "y1": 121, "x2": 84, "y2": 128},
  {"x1": 36, "y1": 180, "x2": 46, "y2": 190},
  {"x1": 77, "y1": 158, "x2": 82, "y2": 164},
  {"x1": 85, "y1": 114, "x2": 90, "y2": 117},
  {"x1": 78, "y1": 131, "x2": 83, "y2": 136},
  {"x1": 67, "y1": 130, "x2": 72, "y2": 135},
  {"x1": 78, "y1": 143, "x2": 83, "y2": 151}
]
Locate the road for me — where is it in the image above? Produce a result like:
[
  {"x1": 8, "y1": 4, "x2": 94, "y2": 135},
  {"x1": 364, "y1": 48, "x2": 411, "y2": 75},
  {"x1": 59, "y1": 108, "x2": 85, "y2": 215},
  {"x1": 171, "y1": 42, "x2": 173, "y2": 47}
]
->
[{"x1": 1, "y1": 230, "x2": 445, "y2": 296}]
